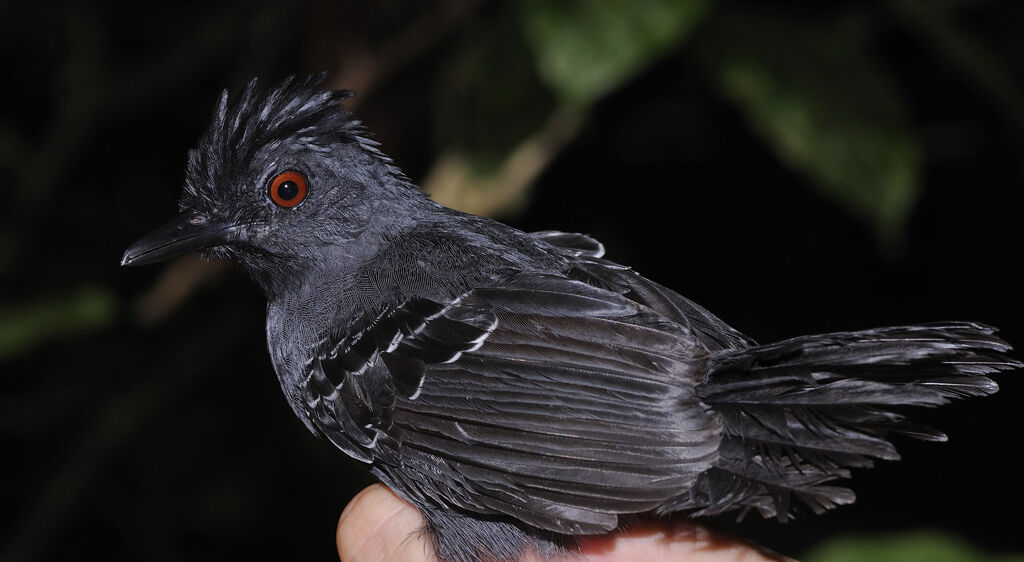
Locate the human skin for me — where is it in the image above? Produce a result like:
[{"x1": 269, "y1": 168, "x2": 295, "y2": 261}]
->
[{"x1": 337, "y1": 484, "x2": 792, "y2": 561}]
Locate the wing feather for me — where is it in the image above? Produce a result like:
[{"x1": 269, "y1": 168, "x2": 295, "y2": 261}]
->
[{"x1": 303, "y1": 271, "x2": 722, "y2": 533}]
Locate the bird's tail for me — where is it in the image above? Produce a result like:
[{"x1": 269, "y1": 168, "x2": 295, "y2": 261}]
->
[{"x1": 666, "y1": 322, "x2": 1020, "y2": 521}]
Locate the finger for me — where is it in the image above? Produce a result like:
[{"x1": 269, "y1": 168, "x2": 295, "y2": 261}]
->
[
  {"x1": 337, "y1": 484, "x2": 433, "y2": 561},
  {"x1": 575, "y1": 519, "x2": 794, "y2": 562}
]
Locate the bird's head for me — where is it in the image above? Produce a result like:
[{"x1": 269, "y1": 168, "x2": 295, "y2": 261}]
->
[{"x1": 122, "y1": 75, "x2": 428, "y2": 294}]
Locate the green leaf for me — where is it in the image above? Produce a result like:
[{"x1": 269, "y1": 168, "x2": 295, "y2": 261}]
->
[
  {"x1": 429, "y1": 1, "x2": 709, "y2": 216},
  {"x1": 696, "y1": 9, "x2": 921, "y2": 244},
  {"x1": 434, "y1": 11, "x2": 558, "y2": 176},
  {"x1": 520, "y1": 0, "x2": 710, "y2": 106},
  {"x1": 0, "y1": 285, "x2": 118, "y2": 360},
  {"x1": 804, "y1": 531, "x2": 1024, "y2": 562}
]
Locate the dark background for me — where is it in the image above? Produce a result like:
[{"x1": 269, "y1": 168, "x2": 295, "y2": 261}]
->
[{"x1": 2, "y1": 1, "x2": 1022, "y2": 560}]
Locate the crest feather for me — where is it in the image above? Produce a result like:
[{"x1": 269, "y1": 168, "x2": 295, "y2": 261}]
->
[{"x1": 181, "y1": 74, "x2": 370, "y2": 209}]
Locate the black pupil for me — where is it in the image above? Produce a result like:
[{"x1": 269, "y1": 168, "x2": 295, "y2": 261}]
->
[{"x1": 277, "y1": 180, "x2": 299, "y2": 200}]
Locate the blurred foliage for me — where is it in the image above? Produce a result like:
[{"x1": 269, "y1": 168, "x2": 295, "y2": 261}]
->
[
  {"x1": 434, "y1": 7, "x2": 557, "y2": 175},
  {"x1": 426, "y1": 0, "x2": 708, "y2": 216},
  {"x1": 697, "y1": 8, "x2": 921, "y2": 245},
  {"x1": 0, "y1": 286, "x2": 116, "y2": 360},
  {"x1": 519, "y1": 0, "x2": 710, "y2": 106},
  {"x1": 424, "y1": 1, "x2": 940, "y2": 245},
  {"x1": 804, "y1": 531, "x2": 1024, "y2": 562}
]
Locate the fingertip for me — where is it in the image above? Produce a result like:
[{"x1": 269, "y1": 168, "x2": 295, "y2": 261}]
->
[
  {"x1": 337, "y1": 485, "x2": 384, "y2": 560},
  {"x1": 337, "y1": 484, "x2": 430, "y2": 561},
  {"x1": 578, "y1": 519, "x2": 793, "y2": 562},
  {"x1": 338, "y1": 484, "x2": 387, "y2": 534}
]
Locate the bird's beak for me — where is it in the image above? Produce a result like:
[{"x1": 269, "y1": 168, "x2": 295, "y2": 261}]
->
[{"x1": 121, "y1": 212, "x2": 240, "y2": 267}]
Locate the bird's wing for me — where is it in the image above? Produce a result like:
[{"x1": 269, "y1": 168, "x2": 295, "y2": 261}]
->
[
  {"x1": 301, "y1": 272, "x2": 722, "y2": 534},
  {"x1": 528, "y1": 230, "x2": 606, "y2": 258},
  {"x1": 529, "y1": 230, "x2": 755, "y2": 351}
]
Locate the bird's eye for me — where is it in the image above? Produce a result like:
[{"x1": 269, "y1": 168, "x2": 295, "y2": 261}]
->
[{"x1": 268, "y1": 170, "x2": 308, "y2": 208}]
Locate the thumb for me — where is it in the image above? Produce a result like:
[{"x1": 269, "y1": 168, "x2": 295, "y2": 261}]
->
[{"x1": 337, "y1": 484, "x2": 433, "y2": 561}]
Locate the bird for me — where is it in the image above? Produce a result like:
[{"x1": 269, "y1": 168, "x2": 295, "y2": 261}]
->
[{"x1": 122, "y1": 74, "x2": 1020, "y2": 562}]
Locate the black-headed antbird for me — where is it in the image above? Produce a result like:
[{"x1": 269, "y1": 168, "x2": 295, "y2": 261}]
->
[{"x1": 122, "y1": 75, "x2": 1020, "y2": 562}]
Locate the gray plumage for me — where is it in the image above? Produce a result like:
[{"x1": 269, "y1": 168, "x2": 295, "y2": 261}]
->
[{"x1": 122, "y1": 75, "x2": 1021, "y2": 562}]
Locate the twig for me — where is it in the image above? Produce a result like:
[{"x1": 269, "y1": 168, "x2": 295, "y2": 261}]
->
[{"x1": 423, "y1": 106, "x2": 584, "y2": 217}]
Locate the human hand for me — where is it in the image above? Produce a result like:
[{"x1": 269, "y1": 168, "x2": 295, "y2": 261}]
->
[{"x1": 337, "y1": 484, "x2": 792, "y2": 561}]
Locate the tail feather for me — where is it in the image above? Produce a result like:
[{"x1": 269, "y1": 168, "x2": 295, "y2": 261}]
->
[{"x1": 676, "y1": 322, "x2": 1020, "y2": 521}]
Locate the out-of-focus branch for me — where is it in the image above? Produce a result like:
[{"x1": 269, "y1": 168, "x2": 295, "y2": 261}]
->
[
  {"x1": 423, "y1": 106, "x2": 583, "y2": 217},
  {"x1": 325, "y1": 0, "x2": 480, "y2": 106},
  {"x1": 131, "y1": 255, "x2": 227, "y2": 327}
]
